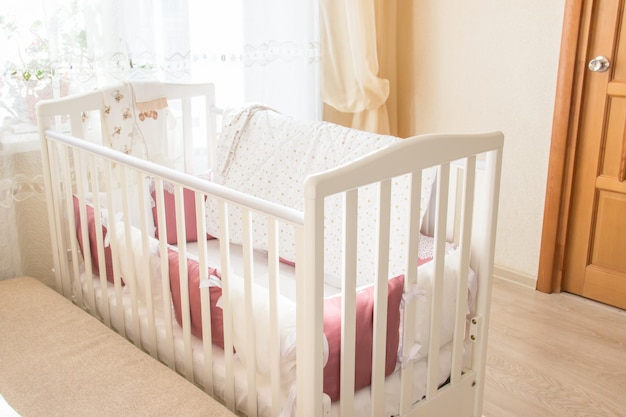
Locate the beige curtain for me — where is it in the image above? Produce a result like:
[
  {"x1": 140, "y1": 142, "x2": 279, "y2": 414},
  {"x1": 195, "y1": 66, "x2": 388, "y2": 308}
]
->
[{"x1": 321, "y1": 0, "x2": 398, "y2": 135}]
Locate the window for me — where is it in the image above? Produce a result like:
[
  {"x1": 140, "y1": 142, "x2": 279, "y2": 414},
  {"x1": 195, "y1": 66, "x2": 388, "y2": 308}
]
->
[{"x1": 0, "y1": 0, "x2": 320, "y2": 131}]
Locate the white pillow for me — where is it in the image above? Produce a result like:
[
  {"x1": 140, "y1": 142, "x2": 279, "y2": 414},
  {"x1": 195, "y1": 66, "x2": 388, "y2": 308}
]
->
[
  {"x1": 112, "y1": 221, "x2": 162, "y2": 306},
  {"x1": 85, "y1": 184, "x2": 154, "y2": 236},
  {"x1": 409, "y1": 249, "x2": 477, "y2": 356},
  {"x1": 226, "y1": 272, "x2": 329, "y2": 389}
]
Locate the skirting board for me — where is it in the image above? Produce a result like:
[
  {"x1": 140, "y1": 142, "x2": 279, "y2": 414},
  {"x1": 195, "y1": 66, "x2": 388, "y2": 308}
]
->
[{"x1": 493, "y1": 265, "x2": 537, "y2": 289}]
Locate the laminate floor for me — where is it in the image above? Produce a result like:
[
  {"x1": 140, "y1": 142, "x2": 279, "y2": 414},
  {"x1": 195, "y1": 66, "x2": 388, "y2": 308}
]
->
[{"x1": 482, "y1": 278, "x2": 626, "y2": 417}]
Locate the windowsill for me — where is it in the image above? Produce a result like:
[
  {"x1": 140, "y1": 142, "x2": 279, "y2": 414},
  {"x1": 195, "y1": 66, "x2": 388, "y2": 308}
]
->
[{"x1": 0, "y1": 123, "x2": 40, "y2": 156}]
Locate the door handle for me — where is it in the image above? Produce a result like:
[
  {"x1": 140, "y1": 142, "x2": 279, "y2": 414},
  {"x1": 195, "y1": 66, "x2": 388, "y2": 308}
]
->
[{"x1": 588, "y1": 56, "x2": 611, "y2": 73}]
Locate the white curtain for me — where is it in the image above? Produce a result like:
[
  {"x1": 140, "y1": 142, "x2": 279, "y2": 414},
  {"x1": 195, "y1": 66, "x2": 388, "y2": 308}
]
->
[
  {"x1": 82, "y1": 0, "x2": 321, "y2": 118},
  {"x1": 0, "y1": 0, "x2": 320, "y2": 282}
]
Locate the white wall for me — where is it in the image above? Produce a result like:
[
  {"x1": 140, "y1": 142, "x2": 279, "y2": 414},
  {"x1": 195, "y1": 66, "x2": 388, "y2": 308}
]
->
[{"x1": 410, "y1": 0, "x2": 565, "y2": 283}]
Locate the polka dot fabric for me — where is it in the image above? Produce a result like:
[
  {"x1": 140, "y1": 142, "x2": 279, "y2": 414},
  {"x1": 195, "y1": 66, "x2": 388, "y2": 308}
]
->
[{"x1": 207, "y1": 105, "x2": 437, "y2": 287}]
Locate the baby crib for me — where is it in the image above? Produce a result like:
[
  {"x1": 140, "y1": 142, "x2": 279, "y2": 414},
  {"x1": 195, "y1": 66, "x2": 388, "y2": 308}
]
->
[{"x1": 36, "y1": 82, "x2": 503, "y2": 417}]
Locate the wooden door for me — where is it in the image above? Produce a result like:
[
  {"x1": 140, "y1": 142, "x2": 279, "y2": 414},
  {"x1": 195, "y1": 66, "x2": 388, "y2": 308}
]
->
[{"x1": 560, "y1": 0, "x2": 626, "y2": 309}]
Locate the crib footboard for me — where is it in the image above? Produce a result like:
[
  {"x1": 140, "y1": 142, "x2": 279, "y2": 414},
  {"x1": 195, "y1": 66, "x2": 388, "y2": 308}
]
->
[
  {"x1": 37, "y1": 87, "x2": 503, "y2": 417},
  {"x1": 299, "y1": 132, "x2": 503, "y2": 417}
]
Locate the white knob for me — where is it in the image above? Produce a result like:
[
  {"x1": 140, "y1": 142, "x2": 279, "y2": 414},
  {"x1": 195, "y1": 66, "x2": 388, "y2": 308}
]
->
[{"x1": 588, "y1": 56, "x2": 611, "y2": 73}]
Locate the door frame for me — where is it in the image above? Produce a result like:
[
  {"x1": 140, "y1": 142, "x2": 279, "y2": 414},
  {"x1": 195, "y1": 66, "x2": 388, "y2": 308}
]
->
[{"x1": 537, "y1": 0, "x2": 589, "y2": 293}]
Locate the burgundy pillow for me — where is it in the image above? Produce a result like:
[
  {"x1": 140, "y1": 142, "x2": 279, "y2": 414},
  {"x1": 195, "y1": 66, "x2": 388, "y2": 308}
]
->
[
  {"x1": 167, "y1": 248, "x2": 224, "y2": 348},
  {"x1": 72, "y1": 195, "x2": 116, "y2": 284},
  {"x1": 322, "y1": 274, "x2": 405, "y2": 401},
  {"x1": 152, "y1": 186, "x2": 203, "y2": 244}
]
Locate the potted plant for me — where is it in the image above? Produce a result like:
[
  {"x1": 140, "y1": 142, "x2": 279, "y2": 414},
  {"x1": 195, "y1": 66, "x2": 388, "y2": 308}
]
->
[{"x1": 0, "y1": 5, "x2": 90, "y2": 129}]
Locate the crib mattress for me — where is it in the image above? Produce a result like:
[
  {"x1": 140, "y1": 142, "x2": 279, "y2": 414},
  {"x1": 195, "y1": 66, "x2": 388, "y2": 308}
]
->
[
  {"x1": 0, "y1": 277, "x2": 235, "y2": 417},
  {"x1": 77, "y1": 236, "x2": 471, "y2": 417},
  {"x1": 81, "y1": 276, "x2": 457, "y2": 417}
]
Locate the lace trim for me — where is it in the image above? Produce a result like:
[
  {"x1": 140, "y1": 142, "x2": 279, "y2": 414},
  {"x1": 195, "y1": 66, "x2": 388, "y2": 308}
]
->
[
  {"x1": 0, "y1": 174, "x2": 45, "y2": 209},
  {"x1": 95, "y1": 41, "x2": 320, "y2": 80}
]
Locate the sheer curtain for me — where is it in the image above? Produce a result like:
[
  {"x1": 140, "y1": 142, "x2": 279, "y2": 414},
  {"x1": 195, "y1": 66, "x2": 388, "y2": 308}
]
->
[
  {"x1": 0, "y1": 0, "x2": 320, "y2": 282},
  {"x1": 83, "y1": 0, "x2": 320, "y2": 118}
]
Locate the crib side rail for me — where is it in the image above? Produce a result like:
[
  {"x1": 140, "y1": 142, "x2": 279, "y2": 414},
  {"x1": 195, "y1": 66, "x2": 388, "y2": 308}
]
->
[
  {"x1": 43, "y1": 130, "x2": 304, "y2": 228},
  {"x1": 39, "y1": 127, "x2": 305, "y2": 417}
]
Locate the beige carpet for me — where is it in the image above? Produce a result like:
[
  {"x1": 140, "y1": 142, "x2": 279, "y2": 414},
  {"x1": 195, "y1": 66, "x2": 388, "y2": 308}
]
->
[{"x1": 0, "y1": 277, "x2": 235, "y2": 417}]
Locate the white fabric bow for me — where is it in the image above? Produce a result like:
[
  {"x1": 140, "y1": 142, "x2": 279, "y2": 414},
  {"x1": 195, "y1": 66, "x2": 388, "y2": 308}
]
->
[
  {"x1": 397, "y1": 343, "x2": 423, "y2": 369},
  {"x1": 401, "y1": 284, "x2": 427, "y2": 307},
  {"x1": 199, "y1": 274, "x2": 223, "y2": 307}
]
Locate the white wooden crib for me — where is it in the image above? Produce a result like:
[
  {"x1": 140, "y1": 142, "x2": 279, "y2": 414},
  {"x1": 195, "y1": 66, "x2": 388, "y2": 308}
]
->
[{"x1": 36, "y1": 82, "x2": 503, "y2": 417}]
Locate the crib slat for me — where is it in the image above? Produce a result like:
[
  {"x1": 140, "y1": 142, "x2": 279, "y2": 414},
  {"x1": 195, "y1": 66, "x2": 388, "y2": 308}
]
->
[
  {"x1": 205, "y1": 92, "x2": 217, "y2": 171},
  {"x1": 151, "y1": 178, "x2": 175, "y2": 369},
  {"x1": 175, "y1": 183, "x2": 189, "y2": 245},
  {"x1": 267, "y1": 218, "x2": 282, "y2": 416},
  {"x1": 196, "y1": 191, "x2": 215, "y2": 395},
  {"x1": 371, "y1": 179, "x2": 392, "y2": 417},
  {"x1": 298, "y1": 195, "x2": 325, "y2": 417},
  {"x1": 86, "y1": 150, "x2": 117, "y2": 327},
  {"x1": 69, "y1": 110, "x2": 85, "y2": 139},
  {"x1": 182, "y1": 97, "x2": 193, "y2": 173},
  {"x1": 241, "y1": 207, "x2": 258, "y2": 416},
  {"x1": 57, "y1": 144, "x2": 80, "y2": 300},
  {"x1": 73, "y1": 148, "x2": 96, "y2": 309},
  {"x1": 89, "y1": 155, "x2": 111, "y2": 327},
  {"x1": 174, "y1": 184, "x2": 194, "y2": 381},
  {"x1": 339, "y1": 189, "x2": 358, "y2": 415},
  {"x1": 120, "y1": 166, "x2": 142, "y2": 349},
  {"x1": 217, "y1": 200, "x2": 236, "y2": 412},
  {"x1": 399, "y1": 170, "x2": 423, "y2": 415},
  {"x1": 103, "y1": 160, "x2": 126, "y2": 339},
  {"x1": 451, "y1": 157, "x2": 476, "y2": 383},
  {"x1": 48, "y1": 142, "x2": 68, "y2": 296},
  {"x1": 40, "y1": 132, "x2": 66, "y2": 296},
  {"x1": 137, "y1": 171, "x2": 157, "y2": 358},
  {"x1": 426, "y1": 163, "x2": 450, "y2": 399}
]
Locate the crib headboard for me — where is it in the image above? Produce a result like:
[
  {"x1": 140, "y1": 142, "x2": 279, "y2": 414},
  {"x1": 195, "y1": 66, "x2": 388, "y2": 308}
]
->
[
  {"x1": 297, "y1": 132, "x2": 503, "y2": 416},
  {"x1": 37, "y1": 82, "x2": 219, "y2": 175},
  {"x1": 36, "y1": 82, "x2": 220, "y2": 294}
]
